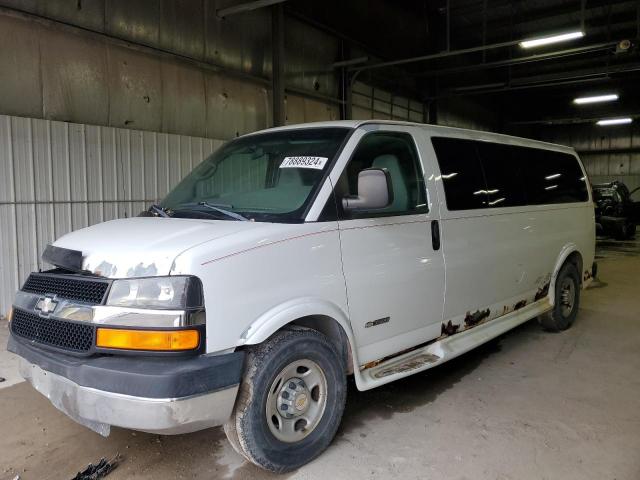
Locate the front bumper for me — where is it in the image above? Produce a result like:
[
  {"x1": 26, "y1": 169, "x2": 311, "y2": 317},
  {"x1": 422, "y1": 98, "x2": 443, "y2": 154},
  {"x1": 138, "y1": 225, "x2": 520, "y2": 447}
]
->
[{"x1": 9, "y1": 335, "x2": 244, "y2": 436}]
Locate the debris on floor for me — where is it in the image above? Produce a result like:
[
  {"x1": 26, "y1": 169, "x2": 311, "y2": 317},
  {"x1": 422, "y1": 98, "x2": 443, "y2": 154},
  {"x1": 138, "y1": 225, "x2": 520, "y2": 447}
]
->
[
  {"x1": 0, "y1": 377, "x2": 6, "y2": 383},
  {"x1": 71, "y1": 454, "x2": 122, "y2": 480}
]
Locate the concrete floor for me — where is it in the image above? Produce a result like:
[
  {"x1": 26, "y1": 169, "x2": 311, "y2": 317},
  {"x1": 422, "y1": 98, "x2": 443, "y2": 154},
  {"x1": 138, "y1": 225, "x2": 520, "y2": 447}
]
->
[{"x1": 1, "y1": 240, "x2": 639, "y2": 480}]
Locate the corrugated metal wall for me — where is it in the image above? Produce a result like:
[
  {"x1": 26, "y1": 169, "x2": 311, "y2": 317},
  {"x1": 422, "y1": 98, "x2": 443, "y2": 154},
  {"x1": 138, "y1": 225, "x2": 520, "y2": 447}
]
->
[
  {"x1": 436, "y1": 97, "x2": 501, "y2": 132},
  {"x1": 351, "y1": 81, "x2": 424, "y2": 122},
  {"x1": 534, "y1": 123, "x2": 640, "y2": 191},
  {"x1": 0, "y1": 114, "x2": 223, "y2": 315}
]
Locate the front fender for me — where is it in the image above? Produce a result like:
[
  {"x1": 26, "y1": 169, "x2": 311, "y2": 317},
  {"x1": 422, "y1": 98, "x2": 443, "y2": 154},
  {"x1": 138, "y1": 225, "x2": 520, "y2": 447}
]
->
[{"x1": 238, "y1": 297, "x2": 372, "y2": 390}]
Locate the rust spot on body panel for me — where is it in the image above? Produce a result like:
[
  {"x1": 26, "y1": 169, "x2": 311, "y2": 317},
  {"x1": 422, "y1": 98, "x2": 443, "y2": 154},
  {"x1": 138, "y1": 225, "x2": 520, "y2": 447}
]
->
[
  {"x1": 440, "y1": 320, "x2": 460, "y2": 336},
  {"x1": 464, "y1": 309, "x2": 491, "y2": 328},
  {"x1": 514, "y1": 300, "x2": 527, "y2": 310},
  {"x1": 534, "y1": 282, "x2": 550, "y2": 301}
]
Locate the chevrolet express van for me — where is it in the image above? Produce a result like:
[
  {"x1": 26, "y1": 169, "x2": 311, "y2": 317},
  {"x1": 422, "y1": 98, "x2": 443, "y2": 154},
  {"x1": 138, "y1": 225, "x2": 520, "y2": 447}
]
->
[{"x1": 8, "y1": 121, "x2": 595, "y2": 473}]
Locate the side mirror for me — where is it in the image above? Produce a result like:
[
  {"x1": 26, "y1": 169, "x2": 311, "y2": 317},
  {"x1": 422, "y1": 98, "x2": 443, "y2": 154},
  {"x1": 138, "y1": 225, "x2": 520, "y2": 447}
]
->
[{"x1": 342, "y1": 168, "x2": 394, "y2": 211}]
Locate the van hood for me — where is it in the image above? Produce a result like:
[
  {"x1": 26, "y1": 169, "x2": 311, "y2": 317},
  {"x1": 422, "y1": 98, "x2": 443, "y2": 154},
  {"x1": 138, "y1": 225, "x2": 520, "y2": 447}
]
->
[{"x1": 51, "y1": 217, "x2": 259, "y2": 278}]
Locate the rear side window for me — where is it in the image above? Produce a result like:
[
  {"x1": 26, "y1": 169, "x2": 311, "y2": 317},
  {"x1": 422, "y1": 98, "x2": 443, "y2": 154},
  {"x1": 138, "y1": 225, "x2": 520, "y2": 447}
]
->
[
  {"x1": 524, "y1": 149, "x2": 588, "y2": 204},
  {"x1": 430, "y1": 137, "x2": 487, "y2": 210},
  {"x1": 432, "y1": 136, "x2": 588, "y2": 211},
  {"x1": 476, "y1": 143, "x2": 528, "y2": 208}
]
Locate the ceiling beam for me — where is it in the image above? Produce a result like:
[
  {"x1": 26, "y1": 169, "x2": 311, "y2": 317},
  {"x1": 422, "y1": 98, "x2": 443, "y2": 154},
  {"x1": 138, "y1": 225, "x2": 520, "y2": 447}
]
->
[
  {"x1": 431, "y1": 61, "x2": 640, "y2": 98},
  {"x1": 217, "y1": 0, "x2": 289, "y2": 18},
  {"x1": 511, "y1": 113, "x2": 640, "y2": 125},
  {"x1": 413, "y1": 41, "x2": 618, "y2": 78},
  {"x1": 349, "y1": 38, "x2": 524, "y2": 73}
]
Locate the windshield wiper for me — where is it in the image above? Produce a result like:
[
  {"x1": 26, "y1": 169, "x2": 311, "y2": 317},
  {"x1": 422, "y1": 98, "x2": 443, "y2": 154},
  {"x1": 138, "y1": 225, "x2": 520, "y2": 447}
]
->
[
  {"x1": 197, "y1": 201, "x2": 249, "y2": 221},
  {"x1": 149, "y1": 204, "x2": 169, "y2": 218}
]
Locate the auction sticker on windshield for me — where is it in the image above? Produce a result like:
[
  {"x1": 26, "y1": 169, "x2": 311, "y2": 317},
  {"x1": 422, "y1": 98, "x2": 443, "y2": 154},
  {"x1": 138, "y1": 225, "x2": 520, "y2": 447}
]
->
[{"x1": 280, "y1": 156, "x2": 328, "y2": 169}]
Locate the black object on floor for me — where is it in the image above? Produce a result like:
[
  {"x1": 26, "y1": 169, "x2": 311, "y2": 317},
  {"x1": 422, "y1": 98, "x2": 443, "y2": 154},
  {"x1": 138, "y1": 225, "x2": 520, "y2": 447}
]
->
[{"x1": 71, "y1": 454, "x2": 122, "y2": 480}]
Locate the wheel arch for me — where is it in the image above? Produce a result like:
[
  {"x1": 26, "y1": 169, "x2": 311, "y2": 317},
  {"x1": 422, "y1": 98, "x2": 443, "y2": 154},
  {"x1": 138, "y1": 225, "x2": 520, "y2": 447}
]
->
[
  {"x1": 550, "y1": 244, "x2": 584, "y2": 305},
  {"x1": 239, "y1": 297, "x2": 357, "y2": 375}
]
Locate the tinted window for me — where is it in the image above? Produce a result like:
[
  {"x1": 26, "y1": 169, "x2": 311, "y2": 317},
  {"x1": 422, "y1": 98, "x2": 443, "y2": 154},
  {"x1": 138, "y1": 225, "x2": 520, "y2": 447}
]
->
[
  {"x1": 431, "y1": 137, "x2": 488, "y2": 210},
  {"x1": 336, "y1": 132, "x2": 427, "y2": 219},
  {"x1": 524, "y1": 149, "x2": 589, "y2": 204},
  {"x1": 476, "y1": 143, "x2": 528, "y2": 208},
  {"x1": 432, "y1": 137, "x2": 589, "y2": 210}
]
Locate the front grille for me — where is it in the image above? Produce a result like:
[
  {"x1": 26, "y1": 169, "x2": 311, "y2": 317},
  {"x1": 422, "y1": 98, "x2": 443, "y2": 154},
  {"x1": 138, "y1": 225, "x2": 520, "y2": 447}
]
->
[
  {"x1": 11, "y1": 308, "x2": 94, "y2": 352},
  {"x1": 22, "y1": 273, "x2": 110, "y2": 304}
]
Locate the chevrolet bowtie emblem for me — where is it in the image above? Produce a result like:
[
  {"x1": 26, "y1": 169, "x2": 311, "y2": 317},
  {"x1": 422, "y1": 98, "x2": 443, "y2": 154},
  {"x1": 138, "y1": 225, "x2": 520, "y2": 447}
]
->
[{"x1": 35, "y1": 296, "x2": 58, "y2": 315}]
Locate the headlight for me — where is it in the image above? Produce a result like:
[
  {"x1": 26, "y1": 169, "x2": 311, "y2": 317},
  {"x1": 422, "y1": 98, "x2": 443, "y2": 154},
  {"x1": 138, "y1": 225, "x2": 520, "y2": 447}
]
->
[{"x1": 106, "y1": 276, "x2": 203, "y2": 310}]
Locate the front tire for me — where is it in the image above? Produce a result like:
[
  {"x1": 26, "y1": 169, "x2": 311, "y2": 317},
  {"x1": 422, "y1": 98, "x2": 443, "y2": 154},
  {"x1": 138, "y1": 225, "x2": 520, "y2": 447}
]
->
[
  {"x1": 538, "y1": 262, "x2": 580, "y2": 332},
  {"x1": 224, "y1": 328, "x2": 347, "y2": 473}
]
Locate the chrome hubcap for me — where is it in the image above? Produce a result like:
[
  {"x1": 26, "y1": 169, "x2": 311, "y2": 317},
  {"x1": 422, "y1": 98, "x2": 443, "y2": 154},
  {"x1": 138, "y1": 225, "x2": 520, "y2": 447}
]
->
[
  {"x1": 559, "y1": 277, "x2": 575, "y2": 318},
  {"x1": 266, "y1": 359, "x2": 327, "y2": 443}
]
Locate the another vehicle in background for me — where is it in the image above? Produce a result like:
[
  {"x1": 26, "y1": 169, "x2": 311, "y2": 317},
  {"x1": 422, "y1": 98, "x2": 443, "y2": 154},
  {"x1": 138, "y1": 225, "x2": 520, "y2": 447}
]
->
[{"x1": 592, "y1": 181, "x2": 640, "y2": 239}]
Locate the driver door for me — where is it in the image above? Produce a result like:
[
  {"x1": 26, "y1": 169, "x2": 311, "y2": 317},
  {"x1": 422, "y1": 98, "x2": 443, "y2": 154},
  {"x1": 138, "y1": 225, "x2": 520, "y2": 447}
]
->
[{"x1": 333, "y1": 128, "x2": 445, "y2": 365}]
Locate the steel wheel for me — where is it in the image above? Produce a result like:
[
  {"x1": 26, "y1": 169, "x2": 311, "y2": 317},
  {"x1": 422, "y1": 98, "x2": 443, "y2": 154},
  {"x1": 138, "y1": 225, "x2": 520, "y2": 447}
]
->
[
  {"x1": 559, "y1": 276, "x2": 576, "y2": 318},
  {"x1": 265, "y1": 359, "x2": 328, "y2": 443},
  {"x1": 224, "y1": 328, "x2": 347, "y2": 472},
  {"x1": 539, "y1": 262, "x2": 580, "y2": 332}
]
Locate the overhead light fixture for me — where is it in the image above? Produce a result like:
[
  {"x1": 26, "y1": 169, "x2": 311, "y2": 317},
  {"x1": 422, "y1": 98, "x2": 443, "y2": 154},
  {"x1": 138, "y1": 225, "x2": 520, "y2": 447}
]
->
[
  {"x1": 519, "y1": 30, "x2": 584, "y2": 49},
  {"x1": 596, "y1": 117, "x2": 633, "y2": 126},
  {"x1": 573, "y1": 94, "x2": 619, "y2": 105}
]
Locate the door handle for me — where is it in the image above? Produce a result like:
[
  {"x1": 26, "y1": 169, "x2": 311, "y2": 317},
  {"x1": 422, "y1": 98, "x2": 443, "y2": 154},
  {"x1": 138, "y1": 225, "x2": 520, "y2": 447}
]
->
[{"x1": 431, "y1": 220, "x2": 441, "y2": 251}]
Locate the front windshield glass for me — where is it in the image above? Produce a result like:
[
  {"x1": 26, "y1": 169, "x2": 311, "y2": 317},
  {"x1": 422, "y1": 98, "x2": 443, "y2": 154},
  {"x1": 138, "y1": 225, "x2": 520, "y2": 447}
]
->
[{"x1": 161, "y1": 127, "x2": 350, "y2": 223}]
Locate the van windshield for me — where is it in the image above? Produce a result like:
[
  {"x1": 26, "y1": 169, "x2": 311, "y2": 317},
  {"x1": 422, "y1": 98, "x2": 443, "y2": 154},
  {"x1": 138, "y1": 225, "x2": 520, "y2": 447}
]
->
[{"x1": 161, "y1": 128, "x2": 349, "y2": 223}]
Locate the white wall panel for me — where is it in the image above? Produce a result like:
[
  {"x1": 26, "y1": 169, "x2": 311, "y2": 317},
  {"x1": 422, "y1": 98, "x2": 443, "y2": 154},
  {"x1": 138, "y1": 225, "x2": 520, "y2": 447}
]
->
[{"x1": 0, "y1": 114, "x2": 223, "y2": 315}]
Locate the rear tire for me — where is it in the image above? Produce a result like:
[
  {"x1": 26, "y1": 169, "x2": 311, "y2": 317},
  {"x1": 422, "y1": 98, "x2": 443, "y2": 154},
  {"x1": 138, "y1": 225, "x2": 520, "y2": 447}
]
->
[
  {"x1": 224, "y1": 328, "x2": 347, "y2": 473},
  {"x1": 538, "y1": 262, "x2": 580, "y2": 332},
  {"x1": 626, "y1": 223, "x2": 636, "y2": 239},
  {"x1": 614, "y1": 221, "x2": 628, "y2": 240}
]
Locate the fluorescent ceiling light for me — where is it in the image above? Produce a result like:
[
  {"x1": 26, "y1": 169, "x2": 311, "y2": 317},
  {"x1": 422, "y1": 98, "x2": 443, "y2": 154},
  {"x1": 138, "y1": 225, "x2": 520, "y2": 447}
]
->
[
  {"x1": 573, "y1": 94, "x2": 619, "y2": 105},
  {"x1": 519, "y1": 31, "x2": 584, "y2": 49},
  {"x1": 596, "y1": 117, "x2": 633, "y2": 126}
]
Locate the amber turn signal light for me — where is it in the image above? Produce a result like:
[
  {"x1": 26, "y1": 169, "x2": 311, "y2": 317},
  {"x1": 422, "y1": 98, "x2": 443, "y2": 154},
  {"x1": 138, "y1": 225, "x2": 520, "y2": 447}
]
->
[{"x1": 96, "y1": 328, "x2": 199, "y2": 351}]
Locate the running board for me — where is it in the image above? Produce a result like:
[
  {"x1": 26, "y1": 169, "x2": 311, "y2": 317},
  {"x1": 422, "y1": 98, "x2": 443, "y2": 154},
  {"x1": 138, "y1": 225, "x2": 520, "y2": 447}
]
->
[
  {"x1": 357, "y1": 299, "x2": 552, "y2": 391},
  {"x1": 372, "y1": 353, "x2": 442, "y2": 379}
]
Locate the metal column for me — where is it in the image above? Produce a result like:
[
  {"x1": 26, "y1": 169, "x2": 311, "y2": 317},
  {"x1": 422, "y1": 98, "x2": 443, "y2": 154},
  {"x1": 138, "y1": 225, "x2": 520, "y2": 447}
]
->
[{"x1": 272, "y1": 4, "x2": 286, "y2": 126}]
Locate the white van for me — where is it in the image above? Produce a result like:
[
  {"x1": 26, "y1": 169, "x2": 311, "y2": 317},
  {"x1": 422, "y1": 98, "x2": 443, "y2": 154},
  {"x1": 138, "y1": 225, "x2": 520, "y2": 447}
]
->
[{"x1": 8, "y1": 121, "x2": 595, "y2": 472}]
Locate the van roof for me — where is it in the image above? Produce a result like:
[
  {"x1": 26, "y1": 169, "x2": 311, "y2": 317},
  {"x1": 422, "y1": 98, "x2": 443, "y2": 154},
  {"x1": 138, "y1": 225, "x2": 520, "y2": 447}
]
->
[{"x1": 246, "y1": 120, "x2": 576, "y2": 155}]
